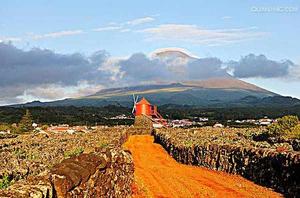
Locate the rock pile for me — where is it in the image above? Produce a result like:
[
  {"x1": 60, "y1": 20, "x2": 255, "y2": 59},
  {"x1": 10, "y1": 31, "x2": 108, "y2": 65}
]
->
[{"x1": 153, "y1": 128, "x2": 300, "y2": 197}]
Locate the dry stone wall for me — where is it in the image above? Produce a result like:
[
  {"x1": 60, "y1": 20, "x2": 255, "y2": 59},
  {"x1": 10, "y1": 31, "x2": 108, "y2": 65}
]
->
[
  {"x1": 153, "y1": 130, "x2": 300, "y2": 197},
  {"x1": 50, "y1": 147, "x2": 134, "y2": 198}
]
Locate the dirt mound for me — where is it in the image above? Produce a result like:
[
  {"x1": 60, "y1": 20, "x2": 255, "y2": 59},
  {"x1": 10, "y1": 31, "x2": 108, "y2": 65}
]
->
[{"x1": 124, "y1": 135, "x2": 282, "y2": 198}]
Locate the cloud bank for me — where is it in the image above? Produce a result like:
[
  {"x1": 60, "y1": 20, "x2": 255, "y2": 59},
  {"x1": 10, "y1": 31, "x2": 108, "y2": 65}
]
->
[
  {"x1": 0, "y1": 43, "x2": 298, "y2": 105},
  {"x1": 139, "y1": 24, "x2": 267, "y2": 46},
  {"x1": 228, "y1": 54, "x2": 297, "y2": 78}
]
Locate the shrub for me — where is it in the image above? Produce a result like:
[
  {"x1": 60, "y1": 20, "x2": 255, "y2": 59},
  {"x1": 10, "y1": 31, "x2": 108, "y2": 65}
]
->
[
  {"x1": 0, "y1": 124, "x2": 10, "y2": 132},
  {"x1": 41, "y1": 125, "x2": 49, "y2": 130},
  {"x1": 288, "y1": 124, "x2": 300, "y2": 139},
  {"x1": 267, "y1": 115, "x2": 299, "y2": 137},
  {"x1": 18, "y1": 109, "x2": 33, "y2": 133},
  {"x1": 0, "y1": 175, "x2": 12, "y2": 189},
  {"x1": 64, "y1": 147, "x2": 84, "y2": 158}
]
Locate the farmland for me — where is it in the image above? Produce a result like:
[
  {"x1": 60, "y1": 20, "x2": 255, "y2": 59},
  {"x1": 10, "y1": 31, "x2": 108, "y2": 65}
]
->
[
  {"x1": 0, "y1": 124, "x2": 299, "y2": 197},
  {"x1": 0, "y1": 127, "x2": 130, "y2": 193}
]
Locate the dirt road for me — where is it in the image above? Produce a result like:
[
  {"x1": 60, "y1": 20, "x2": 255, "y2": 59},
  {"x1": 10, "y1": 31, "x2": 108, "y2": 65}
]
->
[{"x1": 123, "y1": 135, "x2": 282, "y2": 198}]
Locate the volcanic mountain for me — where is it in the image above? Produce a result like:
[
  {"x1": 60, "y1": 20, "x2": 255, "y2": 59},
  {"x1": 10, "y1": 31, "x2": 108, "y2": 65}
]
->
[{"x1": 11, "y1": 48, "x2": 300, "y2": 108}]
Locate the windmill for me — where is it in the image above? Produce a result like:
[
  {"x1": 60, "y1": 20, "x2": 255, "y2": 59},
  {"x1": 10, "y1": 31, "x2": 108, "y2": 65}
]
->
[
  {"x1": 132, "y1": 94, "x2": 139, "y2": 115},
  {"x1": 132, "y1": 96, "x2": 168, "y2": 128}
]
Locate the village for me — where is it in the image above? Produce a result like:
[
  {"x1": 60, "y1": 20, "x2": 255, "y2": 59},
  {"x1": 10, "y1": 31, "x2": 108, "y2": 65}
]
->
[
  {"x1": 0, "y1": 114, "x2": 276, "y2": 135},
  {"x1": 0, "y1": 96, "x2": 299, "y2": 197}
]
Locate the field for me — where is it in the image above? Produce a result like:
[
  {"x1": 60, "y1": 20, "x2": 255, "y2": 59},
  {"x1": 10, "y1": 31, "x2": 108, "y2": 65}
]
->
[
  {"x1": 0, "y1": 127, "x2": 128, "y2": 188},
  {"x1": 0, "y1": 126, "x2": 298, "y2": 197}
]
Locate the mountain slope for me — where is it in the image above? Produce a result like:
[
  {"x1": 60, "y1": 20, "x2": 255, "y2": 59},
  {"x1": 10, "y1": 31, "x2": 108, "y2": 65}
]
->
[{"x1": 11, "y1": 78, "x2": 297, "y2": 108}]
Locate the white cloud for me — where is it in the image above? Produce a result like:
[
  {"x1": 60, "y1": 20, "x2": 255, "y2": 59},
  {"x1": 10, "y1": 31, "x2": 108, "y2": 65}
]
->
[
  {"x1": 127, "y1": 17, "x2": 155, "y2": 26},
  {"x1": 120, "y1": 28, "x2": 131, "y2": 33},
  {"x1": 289, "y1": 63, "x2": 300, "y2": 79},
  {"x1": 31, "y1": 30, "x2": 83, "y2": 40},
  {"x1": 221, "y1": 16, "x2": 232, "y2": 20},
  {"x1": 0, "y1": 36, "x2": 22, "y2": 42},
  {"x1": 93, "y1": 26, "x2": 123, "y2": 32},
  {"x1": 139, "y1": 24, "x2": 267, "y2": 46},
  {"x1": 16, "y1": 81, "x2": 104, "y2": 102},
  {"x1": 98, "y1": 57, "x2": 126, "y2": 81}
]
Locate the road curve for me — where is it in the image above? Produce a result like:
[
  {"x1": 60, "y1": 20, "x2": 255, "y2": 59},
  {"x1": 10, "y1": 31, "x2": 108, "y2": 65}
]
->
[{"x1": 123, "y1": 135, "x2": 282, "y2": 198}]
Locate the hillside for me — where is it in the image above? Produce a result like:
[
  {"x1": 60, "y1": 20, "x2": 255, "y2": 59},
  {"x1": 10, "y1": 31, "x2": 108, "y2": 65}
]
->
[{"x1": 10, "y1": 77, "x2": 300, "y2": 108}]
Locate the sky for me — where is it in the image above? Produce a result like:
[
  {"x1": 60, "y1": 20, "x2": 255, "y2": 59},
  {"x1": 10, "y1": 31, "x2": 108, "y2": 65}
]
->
[{"x1": 0, "y1": 0, "x2": 299, "y2": 105}]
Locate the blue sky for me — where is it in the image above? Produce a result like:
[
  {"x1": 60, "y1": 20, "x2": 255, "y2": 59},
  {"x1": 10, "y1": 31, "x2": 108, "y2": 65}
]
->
[{"x1": 0, "y1": 0, "x2": 299, "y2": 103}]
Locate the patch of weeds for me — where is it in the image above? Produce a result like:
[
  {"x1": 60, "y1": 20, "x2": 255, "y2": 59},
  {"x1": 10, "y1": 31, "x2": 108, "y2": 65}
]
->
[
  {"x1": 64, "y1": 147, "x2": 84, "y2": 158},
  {"x1": 98, "y1": 142, "x2": 109, "y2": 149},
  {"x1": 0, "y1": 174, "x2": 13, "y2": 189},
  {"x1": 13, "y1": 148, "x2": 27, "y2": 159},
  {"x1": 27, "y1": 152, "x2": 39, "y2": 161},
  {"x1": 184, "y1": 140, "x2": 194, "y2": 147}
]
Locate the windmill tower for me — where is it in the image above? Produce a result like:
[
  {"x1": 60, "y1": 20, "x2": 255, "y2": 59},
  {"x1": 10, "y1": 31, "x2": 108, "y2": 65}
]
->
[{"x1": 132, "y1": 94, "x2": 167, "y2": 128}]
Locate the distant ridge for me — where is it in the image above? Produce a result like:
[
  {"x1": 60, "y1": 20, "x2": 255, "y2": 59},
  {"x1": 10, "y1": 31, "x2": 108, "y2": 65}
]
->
[{"x1": 9, "y1": 77, "x2": 299, "y2": 109}]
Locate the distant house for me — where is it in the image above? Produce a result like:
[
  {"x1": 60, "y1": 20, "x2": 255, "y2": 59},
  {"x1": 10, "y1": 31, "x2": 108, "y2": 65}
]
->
[
  {"x1": 171, "y1": 119, "x2": 193, "y2": 128},
  {"x1": 259, "y1": 117, "x2": 273, "y2": 126},
  {"x1": 199, "y1": 117, "x2": 209, "y2": 122},
  {"x1": 153, "y1": 123, "x2": 164, "y2": 128},
  {"x1": 213, "y1": 123, "x2": 224, "y2": 128}
]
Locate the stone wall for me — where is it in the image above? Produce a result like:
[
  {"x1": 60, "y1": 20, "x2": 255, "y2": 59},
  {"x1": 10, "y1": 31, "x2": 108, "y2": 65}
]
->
[
  {"x1": 0, "y1": 147, "x2": 134, "y2": 198},
  {"x1": 51, "y1": 147, "x2": 134, "y2": 198},
  {"x1": 153, "y1": 130, "x2": 300, "y2": 197},
  {"x1": 134, "y1": 115, "x2": 153, "y2": 130}
]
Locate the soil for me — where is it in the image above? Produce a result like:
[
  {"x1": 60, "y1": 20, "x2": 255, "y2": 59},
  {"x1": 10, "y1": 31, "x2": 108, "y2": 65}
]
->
[{"x1": 123, "y1": 135, "x2": 282, "y2": 198}]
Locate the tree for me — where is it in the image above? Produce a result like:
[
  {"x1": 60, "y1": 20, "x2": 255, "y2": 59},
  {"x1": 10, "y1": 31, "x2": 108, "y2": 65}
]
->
[{"x1": 18, "y1": 109, "x2": 33, "y2": 133}]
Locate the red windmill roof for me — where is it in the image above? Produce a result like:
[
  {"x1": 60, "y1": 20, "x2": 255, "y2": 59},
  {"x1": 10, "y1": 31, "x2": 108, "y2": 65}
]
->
[{"x1": 136, "y1": 97, "x2": 151, "y2": 105}]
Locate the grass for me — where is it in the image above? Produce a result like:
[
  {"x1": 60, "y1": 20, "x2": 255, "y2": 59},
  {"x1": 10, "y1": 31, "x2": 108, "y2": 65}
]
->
[{"x1": 0, "y1": 175, "x2": 13, "y2": 189}]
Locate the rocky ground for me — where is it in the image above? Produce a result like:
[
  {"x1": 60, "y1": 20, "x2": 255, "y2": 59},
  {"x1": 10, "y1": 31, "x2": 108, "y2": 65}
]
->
[{"x1": 0, "y1": 126, "x2": 129, "y2": 188}]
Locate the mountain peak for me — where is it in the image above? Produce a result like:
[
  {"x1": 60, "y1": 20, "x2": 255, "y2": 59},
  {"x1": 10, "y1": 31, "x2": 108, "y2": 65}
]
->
[{"x1": 151, "y1": 47, "x2": 200, "y2": 59}]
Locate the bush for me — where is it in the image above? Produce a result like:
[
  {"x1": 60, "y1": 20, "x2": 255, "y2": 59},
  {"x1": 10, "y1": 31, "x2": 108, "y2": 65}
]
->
[
  {"x1": 0, "y1": 174, "x2": 12, "y2": 189},
  {"x1": 18, "y1": 109, "x2": 33, "y2": 133},
  {"x1": 41, "y1": 125, "x2": 49, "y2": 130},
  {"x1": 267, "y1": 115, "x2": 299, "y2": 137},
  {"x1": 289, "y1": 124, "x2": 300, "y2": 139},
  {"x1": 0, "y1": 124, "x2": 10, "y2": 132},
  {"x1": 64, "y1": 147, "x2": 84, "y2": 158}
]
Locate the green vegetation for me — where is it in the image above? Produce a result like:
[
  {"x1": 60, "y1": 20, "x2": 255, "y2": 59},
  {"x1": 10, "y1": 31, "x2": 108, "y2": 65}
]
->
[
  {"x1": 0, "y1": 105, "x2": 300, "y2": 127},
  {"x1": 267, "y1": 115, "x2": 300, "y2": 138},
  {"x1": 18, "y1": 109, "x2": 33, "y2": 133},
  {"x1": 0, "y1": 175, "x2": 13, "y2": 189},
  {"x1": 159, "y1": 105, "x2": 300, "y2": 121},
  {"x1": 0, "y1": 124, "x2": 10, "y2": 132},
  {"x1": 64, "y1": 147, "x2": 84, "y2": 158},
  {"x1": 13, "y1": 148, "x2": 27, "y2": 159},
  {"x1": 0, "y1": 106, "x2": 133, "y2": 126},
  {"x1": 98, "y1": 142, "x2": 109, "y2": 148}
]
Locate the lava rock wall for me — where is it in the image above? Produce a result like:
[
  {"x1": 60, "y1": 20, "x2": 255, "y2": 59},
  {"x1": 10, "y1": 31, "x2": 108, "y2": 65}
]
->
[
  {"x1": 50, "y1": 147, "x2": 134, "y2": 198},
  {"x1": 153, "y1": 131, "x2": 300, "y2": 197}
]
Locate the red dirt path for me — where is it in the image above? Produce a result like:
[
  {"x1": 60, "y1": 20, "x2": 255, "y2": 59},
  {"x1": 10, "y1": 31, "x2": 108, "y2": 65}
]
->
[{"x1": 123, "y1": 135, "x2": 282, "y2": 198}]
